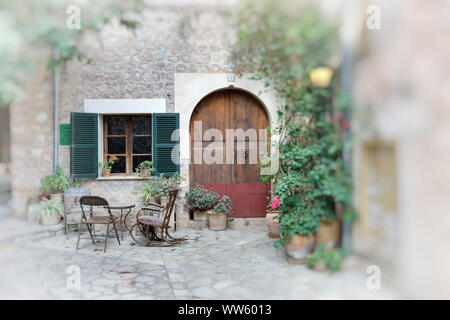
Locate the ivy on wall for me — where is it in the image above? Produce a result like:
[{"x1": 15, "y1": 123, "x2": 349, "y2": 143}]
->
[{"x1": 0, "y1": 0, "x2": 143, "y2": 108}]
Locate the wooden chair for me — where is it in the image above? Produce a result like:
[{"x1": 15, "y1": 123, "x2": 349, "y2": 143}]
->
[
  {"x1": 76, "y1": 196, "x2": 121, "y2": 253},
  {"x1": 130, "y1": 189, "x2": 185, "y2": 247}
]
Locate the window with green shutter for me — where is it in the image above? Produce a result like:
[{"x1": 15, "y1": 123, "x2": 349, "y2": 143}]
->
[
  {"x1": 152, "y1": 113, "x2": 180, "y2": 176},
  {"x1": 70, "y1": 112, "x2": 98, "y2": 178}
]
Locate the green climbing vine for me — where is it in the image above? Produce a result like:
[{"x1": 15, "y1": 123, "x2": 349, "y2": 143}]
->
[{"x1": 233, "y1": 0, "x2": 356, "y2": 244}]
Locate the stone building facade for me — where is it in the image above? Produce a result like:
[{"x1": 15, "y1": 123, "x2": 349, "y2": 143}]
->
[{"x1": 10, "y1": 1, "x2": 281, "y2": 228}]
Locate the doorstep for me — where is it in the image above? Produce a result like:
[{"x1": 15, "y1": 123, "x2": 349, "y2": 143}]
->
[{"x1": 187, "y1": 217, "x2": 266, "y2": 229}]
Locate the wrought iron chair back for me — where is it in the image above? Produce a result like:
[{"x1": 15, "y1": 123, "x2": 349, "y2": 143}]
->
[
  {"x1": 130, "y1": 188, "x2": 185, "y2": 247},
  {"x1": 76, "y1": 196, "x2": 121, "y2": 252},
  {"x1": 161, "y1": 189, "x2": 178, "y2": 227},
  {"x1": 63, "y1": 187, "x2": 91, "y2": 239}
]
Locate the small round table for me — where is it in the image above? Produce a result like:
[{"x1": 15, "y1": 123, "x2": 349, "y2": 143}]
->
[{"x1": 105, "y1": 203, "x2": 135, "y2": 240}]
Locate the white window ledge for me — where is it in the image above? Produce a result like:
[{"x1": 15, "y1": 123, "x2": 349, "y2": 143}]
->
[
  {"x1": 84, "y1": 99, "x2": 166, "y2": 114},
  {"x1": 96, "y1": 176, "x2": 149, "y2": 181}
]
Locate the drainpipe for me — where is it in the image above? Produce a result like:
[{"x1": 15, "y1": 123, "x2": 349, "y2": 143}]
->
[
  {"x1": 340, "y1": 0, "x2": 355, "y2": 251},
  {"x1": 53, "y1": 50, "x2": 59, "y2": 173}
]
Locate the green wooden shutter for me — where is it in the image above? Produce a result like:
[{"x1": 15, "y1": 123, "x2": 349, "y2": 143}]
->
[
  {"x1": 152, "y1": 113, "x2": 179, "y2": 176},
  {"x1": 70, "y1": 112, "x2": 98, "y2": 178},
  {"x1": 60, "y1": 124, "x2": 71, "y2": 145}
]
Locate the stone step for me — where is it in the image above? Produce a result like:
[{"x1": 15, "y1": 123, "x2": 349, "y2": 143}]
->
[
  {"x1": 187, "y1": 218, "x2": 267, "y2": 229},
  {"x1": 188, "y1": 220, "x2": 208, "y2": 229}
]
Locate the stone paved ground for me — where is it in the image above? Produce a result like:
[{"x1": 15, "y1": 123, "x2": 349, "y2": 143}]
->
[{"x1": 0, "y1": 207, "x2": 403, "y2": 299}]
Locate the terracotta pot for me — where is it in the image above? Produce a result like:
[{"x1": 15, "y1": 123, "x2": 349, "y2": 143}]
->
[
  {"x1": 139, "y1": 167, "x2": 150, "y2": 176},
  {"x1": 40, "y1": 213, "x2": 62, "y2": 225},
  {"x1": 265, "y1": 210, "x2": 282, "y2": 238},
  {"x1": 208, "y1": 211, "x2": 227, "y2": 231},
  {"x1": 193, "y1": 209, "x2": 208, "y2": 221},
  {"x1": 103, "y1": 168, "x2": 111, "y2": 176},
  {"x1": 39, "y1": 194, "x2": 50, "y2": 202},
  {"x1": 312, "y1": 260, "x2": 328, "y2": 272},
  {"x1": 284, "y1": 234, "x2": 315, "y2": 264},
  {"x1": 314, "y1": 218, "x2": 341, "y2": 251}
]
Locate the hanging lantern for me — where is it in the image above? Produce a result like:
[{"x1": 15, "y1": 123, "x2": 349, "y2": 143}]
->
[{"x1": 309, "y1": 67, "x2": 333, "y2": 87}]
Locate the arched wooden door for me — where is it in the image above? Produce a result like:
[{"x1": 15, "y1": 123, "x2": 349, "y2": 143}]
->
[{"x1": 190, "y1": 89, "x2": 270, "y2": 218}]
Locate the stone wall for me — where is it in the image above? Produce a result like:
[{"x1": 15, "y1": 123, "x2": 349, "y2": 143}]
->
[
  {"x1": 10, "y1": 4, "x2": 237, "y2": 219},
  {"x1": 10, "y1": 48, "x2": 54, "y2": 216},
  {"x1": 352, "y1": 0, "x2": 450, "y2": 298}
]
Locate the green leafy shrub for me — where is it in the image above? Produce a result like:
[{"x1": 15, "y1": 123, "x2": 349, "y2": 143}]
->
[
  {"x1": 40, "y1": 166, "x2": 80, "y2": 194},
  {"x1": 40, "y1": 197, "x2": 64, "y2": 216},
  {"x1": 213, "y1": 195, "x2": 234, "y2": 217},
  {"x1": 141, "y1": 174, "x2": 170, "y2": 204},
  {"x1": 306, "y1": 243, "x2": 348, "y2": 272},
  {"x1": 184, "y1": 184, "x2": 219, "y2": 211},
  {"x1": 234, "y1": 0, "x2": 357, "y2": 245},
  {"x1": 168, "y1": 172, "x2": 181, "y2": 191}
]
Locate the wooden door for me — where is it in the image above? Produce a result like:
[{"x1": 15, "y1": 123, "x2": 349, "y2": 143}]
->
[{"x1": 190, "y1": 89, "x2": 270, "y2": 218}]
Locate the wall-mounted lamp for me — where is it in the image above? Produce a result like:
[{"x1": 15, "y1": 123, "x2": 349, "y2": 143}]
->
[{"x1": 309, "y1": 67, "x2": 333, "y2": 88}]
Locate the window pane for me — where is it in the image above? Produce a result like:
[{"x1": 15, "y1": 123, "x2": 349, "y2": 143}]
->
[
  {"x1": 107, "y1": 137, "x2": 126, "y2": 154},
  {"x1": 132, "y1": 116, "x2": 151, "y2": 135},
  {"x1": 111, "y1": 156, "x2": 126, "y2": 173},
  {"x1": 133, "y1": 156, "x2": 152, "y2": 173},
  {"x1": 107, "y1": 117, "x2": 125, "y2": 135},
  {"x1": 133, "y1": 136, "x2": 151, "y2": 154}
]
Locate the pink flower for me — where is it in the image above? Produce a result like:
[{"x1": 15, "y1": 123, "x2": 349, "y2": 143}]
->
[{"x1": 271, "y1": 196, "x2": 280, "y2": 210}]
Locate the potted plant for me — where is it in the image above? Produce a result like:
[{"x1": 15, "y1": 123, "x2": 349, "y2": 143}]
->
[
  {"x1": 184, "y1": 184, "x2": 219, "y2": 221},
  {"x1": 99, "y1": 158, "x2": 115, "y2": 176},
  {"x1": 314, "y1": 201, "x2": 342, "y2": 250},
  {"x1": 136, "y1": 160, "x2": 155, "y2": 178},
  {"x1": 208, "y1": 195, "x2": 233, "y2": 231},
  {"x1": 40, "y1": 166, "x2": 80, "y2": 204},
  {"x1": 141, "y1": 174, "x2": 170, "y2": 205},
  {"x1": 306, "y1": 243, "x2": 348, "y2": 272},
  {"x1": 39, "y1": 197, "x2": 63, "y2": 225},
  {"x1": 265, "y1": 196, "x2": 282, "y2": 238}
]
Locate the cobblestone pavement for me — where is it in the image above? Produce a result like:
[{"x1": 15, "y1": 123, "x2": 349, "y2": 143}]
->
[{"x1": 0, "y1": 209, "x2": 402, "y2": 299}]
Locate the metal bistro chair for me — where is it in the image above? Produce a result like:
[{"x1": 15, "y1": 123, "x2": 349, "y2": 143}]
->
[
  {"x1": 63, "y1": 187, "x2": 91, "y2": 239},
  {"x1": 76, "y1": 196, "x2": 121, "y2": 253},
  {"x1": 130, "y1": 189, "x2": 185, "y2": 247}
]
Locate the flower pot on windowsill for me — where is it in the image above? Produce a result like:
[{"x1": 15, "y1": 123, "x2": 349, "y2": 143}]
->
[
  {"x1": 138, "y1": 166, "x2": 151, "y2": 177},
  {"x1": 284, "y1": 233, "x2": 315, "y2": 264},
  {"x1": 265, "y1": 210, "x2": 282, "y2": 238},
  {"x1": 208, "y1": 211, "x2": 227, "y2": 231},
  {"x1": 103, "y1": 169, "x2": 111, "y2": 177}
]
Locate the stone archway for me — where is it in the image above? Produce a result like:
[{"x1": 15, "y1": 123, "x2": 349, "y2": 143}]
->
[
  {"x1": 189, "y1": 89, "x2": 270, "y2": 218},
  {"x1": 174, "y1": 73, "x2": 282, "y2": 226}
]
